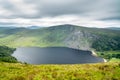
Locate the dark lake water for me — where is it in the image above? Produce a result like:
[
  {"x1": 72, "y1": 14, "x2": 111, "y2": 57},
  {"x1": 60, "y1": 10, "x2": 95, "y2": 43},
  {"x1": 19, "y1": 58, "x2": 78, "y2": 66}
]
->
[{"x1": 12, "y1": 47, "x2": 104, "y2": 64}]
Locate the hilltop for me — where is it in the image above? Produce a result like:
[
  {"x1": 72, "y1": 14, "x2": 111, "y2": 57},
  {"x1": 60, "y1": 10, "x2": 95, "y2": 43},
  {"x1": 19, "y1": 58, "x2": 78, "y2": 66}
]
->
[{"x1": 0, "y1": 24, "x2": 119, "y2": 51}]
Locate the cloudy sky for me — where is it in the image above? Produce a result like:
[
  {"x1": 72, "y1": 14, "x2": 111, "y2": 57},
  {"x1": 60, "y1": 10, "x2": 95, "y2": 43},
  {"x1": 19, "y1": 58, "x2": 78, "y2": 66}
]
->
[{"x1": 0, "y1": 0, "x2": 120, "y2": 28}]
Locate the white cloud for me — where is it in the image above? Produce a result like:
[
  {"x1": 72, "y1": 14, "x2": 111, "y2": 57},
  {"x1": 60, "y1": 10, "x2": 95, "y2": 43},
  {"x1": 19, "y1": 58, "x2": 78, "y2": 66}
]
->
[
  {"x1": 0, "y1": 15, "x2": 119, "y2": 28},
  {"x1": 9, "y1": 0, "x2": 38, "y2": 16},
  {"x1": 0, "y1": 0, "x2": 119, "y2": 27},
  {"x1": 0, "y1": 7, "x2": 13, "y2": 17}
]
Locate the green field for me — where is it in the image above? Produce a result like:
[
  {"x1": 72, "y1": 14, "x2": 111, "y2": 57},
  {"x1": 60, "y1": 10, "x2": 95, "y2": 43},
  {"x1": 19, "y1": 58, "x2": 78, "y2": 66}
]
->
[{"x1": 0, "y1": 62, "x2": 120, "y2": 80}]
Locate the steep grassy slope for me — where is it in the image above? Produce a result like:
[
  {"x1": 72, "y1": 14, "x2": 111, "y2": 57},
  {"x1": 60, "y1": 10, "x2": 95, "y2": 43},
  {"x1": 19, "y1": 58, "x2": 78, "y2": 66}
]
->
[
  {"x1": 0, "y1": 46, "x2": 17, "y2": 63},
  {"x1": 0, "y1": 62, "x2": 120, "y2": 80},
  {"x1": 0, "y1": 24, "x2": 120, "y2": 51}
]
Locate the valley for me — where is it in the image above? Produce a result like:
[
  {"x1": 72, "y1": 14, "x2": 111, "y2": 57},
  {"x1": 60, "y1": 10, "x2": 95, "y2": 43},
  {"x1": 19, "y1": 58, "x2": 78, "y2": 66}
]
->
[
  {"x1": 0, "y1": 24, "x2": 120, "y2": 80},
  {"x1": 0, "y1": 24, "x2": 120, "y2": 61},
  {"x1": 0, "y1": 0, "x2": 120, "y2": 79}
]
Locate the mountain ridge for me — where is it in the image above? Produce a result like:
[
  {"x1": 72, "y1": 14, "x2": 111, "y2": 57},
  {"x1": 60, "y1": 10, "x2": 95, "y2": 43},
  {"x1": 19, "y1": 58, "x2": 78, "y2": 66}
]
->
[{"x1": 0, "y1": 24, "x2": 119, "y2": 51}]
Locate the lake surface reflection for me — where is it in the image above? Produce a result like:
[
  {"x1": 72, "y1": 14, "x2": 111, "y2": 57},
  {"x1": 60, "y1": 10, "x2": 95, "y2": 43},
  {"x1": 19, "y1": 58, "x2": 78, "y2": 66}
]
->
[{"x1": 12, "y1": 47, "x2": 104, "y2": 64}]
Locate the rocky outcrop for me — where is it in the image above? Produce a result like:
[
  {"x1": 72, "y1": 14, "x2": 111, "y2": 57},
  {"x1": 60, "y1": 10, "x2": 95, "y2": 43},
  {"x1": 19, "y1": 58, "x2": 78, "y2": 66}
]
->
[{"x1": 64, "y1": 29, "x2": 98, "y2": 50}]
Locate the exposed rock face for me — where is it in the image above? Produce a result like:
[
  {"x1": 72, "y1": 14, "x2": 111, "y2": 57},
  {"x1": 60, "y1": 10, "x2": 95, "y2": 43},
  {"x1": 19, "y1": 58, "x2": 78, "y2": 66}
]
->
[{"x1": 64, "y1": 29, "x2": 97, "y2": 50}]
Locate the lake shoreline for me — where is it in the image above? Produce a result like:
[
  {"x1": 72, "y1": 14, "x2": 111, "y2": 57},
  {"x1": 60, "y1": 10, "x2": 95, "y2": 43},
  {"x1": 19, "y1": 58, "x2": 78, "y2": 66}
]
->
[
  {"x1": 91, "y1": 50, "x2": 107, "y2": 63},
  {"x1": 12, "y1": 47, "x2": 105, "y2": 64}
]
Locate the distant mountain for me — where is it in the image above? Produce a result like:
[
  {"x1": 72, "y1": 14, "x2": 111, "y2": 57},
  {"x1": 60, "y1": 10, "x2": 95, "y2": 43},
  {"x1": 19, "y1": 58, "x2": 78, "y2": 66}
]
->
[
  {"x1": 27, "y1": 26, "x2": 42, "y2": 29},
  {"x1": 0, "y1": 24, "x2": 120, "y2": 51},
  {"x1": 106, "y1": 27, "x2": 120, "y2": 30}
]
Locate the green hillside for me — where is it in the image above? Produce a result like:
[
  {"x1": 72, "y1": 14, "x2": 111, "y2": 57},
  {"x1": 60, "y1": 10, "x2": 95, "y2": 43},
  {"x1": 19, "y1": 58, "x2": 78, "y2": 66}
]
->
[
  {"x1": 0, "y1": 24, "x2": 120, "y2": 51},
  {"x1": 0, "y1": 46, "x2": 17, "y2": 63}
]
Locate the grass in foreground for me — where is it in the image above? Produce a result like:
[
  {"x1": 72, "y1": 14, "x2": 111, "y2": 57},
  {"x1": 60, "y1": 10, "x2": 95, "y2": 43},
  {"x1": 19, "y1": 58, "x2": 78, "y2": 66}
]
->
[{"x1": 0, "y1": 62, "x2": 120, "y2": 80}]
